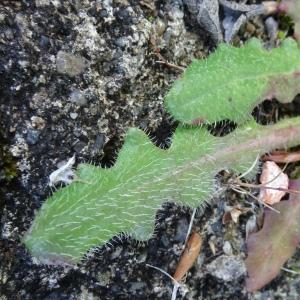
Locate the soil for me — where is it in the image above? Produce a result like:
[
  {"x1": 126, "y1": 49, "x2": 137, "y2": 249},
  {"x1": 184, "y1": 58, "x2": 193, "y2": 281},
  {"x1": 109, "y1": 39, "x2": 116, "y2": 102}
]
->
[{"x1": 1, "y1": 1, "x2": 299, "y2": 299}]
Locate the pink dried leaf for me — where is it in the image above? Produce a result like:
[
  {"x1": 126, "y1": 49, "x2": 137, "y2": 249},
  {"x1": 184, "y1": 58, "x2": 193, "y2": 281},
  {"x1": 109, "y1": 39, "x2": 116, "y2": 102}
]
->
[
  {"x1": 246, "y1": 179, "x2": 300, "y2": 292},
  {"x1": 259, "y1": 161, "x2": 289, "y2": 205}
]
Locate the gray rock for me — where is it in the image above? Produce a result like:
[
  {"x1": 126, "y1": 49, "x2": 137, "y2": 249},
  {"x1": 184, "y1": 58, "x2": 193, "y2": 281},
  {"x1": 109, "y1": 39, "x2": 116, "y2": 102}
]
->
[
  {"x1": 222, "y1": 241, "x2": 233, "y2": 256},
  {"x1": 174, "y1": 217, "x2": 189, "y2": 242},
  {"x1": 129, "y1": 281, "x2": 147, "y2": 293},
  {"x1": 56, "y1": 51, "x2": 87, "y2": 77},
  {"x1": 4, "y1": 28, "x2": 14, "y2": 40},
  {"x1": 69, "y1": 90, "x2": 87, "y2": 106},
  {"x1": 206, "y1": 255, "x2": 246, "y2": 281},
  {"x1": 110, "y1": 246, "x2": 122, "y2": 260},
  {"x1": 92, "y1": 134, "x2": 105, "y2": 153},
  {"x1": 114, "y1": 37, "x2": 129, "y2": 48},
  {"x1": 265, "y1": 16, "x2": 278, "y2": 41},
  {"x1": 160, "y1": 233, "x2": 171, "y2": 247},
  {"x1": 26, "y1": 129, "x2": 40, "y2": 145},
  {"x1": 72, "y1": 141, "x2": 86, "y2": 153},
  {"x1": 220, "y1": 0, "x2": 267, "y2": 43},
  {"x1": 31, "y1": 116, "x2": 46, "y2": 130},
  {"x1": 184, "y1": 0, "x2": 223, "y2": 44},
  {"x1": 69, "y1": 112, "x2": 78, "y2": 119}
]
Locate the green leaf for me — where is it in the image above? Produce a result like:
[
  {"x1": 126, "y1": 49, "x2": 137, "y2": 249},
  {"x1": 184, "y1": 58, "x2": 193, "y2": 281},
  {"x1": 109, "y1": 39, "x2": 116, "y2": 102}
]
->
[
  {"x1": 165, "y1": 38, "x2": 300, "y2": 125},
  {"x1": 24, "y1": 117, "x2": 300, "y2": 264},
  {"x1": 246, "y1": 179, "x2": 300, "y2": 292}
]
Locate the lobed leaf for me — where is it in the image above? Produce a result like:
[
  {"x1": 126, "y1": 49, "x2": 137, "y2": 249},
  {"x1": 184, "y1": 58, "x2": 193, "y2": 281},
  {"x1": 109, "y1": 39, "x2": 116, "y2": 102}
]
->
[
  {"x1": 246, "y1": 179, "x2": 300, "y2": 292},
  {"x1": 24, "y1": 117, "x2": 300, "y2": 264},
  {"x1": 165, "y1": 38, "x2": 300, "y2": 125}
]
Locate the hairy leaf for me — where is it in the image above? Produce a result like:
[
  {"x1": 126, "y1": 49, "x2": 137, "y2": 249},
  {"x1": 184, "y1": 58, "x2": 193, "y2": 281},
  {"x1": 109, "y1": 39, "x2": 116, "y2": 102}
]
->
[
  {"x1": 24, "y1": 117, "x2": 300, "y2": 264},
  {"x1": 165, "y1": 38, "x2": 300, "y2": 124},
  {"x1": 246, "y1": 179, "x2": 300, "y2": 292}
]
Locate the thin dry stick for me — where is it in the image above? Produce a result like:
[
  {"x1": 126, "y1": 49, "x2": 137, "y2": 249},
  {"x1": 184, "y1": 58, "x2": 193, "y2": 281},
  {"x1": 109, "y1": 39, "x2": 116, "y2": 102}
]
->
[
  {"x1": 281, "y1": 267, "x2": 300, "y2": 275},
  {"x1": 154, "y1": 52, "x2": 186, "y2": 72},
  {"x1": 231, "y1": 186, "x2": 250, "y2": 195},
  {"x1": 146, "y1": 264, "x2": 179, "y2": 283},
  {"x1": 236, "y1": 181, "x2": 300, "y2": 195},
  {"x1": 171, "y1": 208, "x2": 197, "y2": 298},
  {"x1": 155, "y1": 60, "x2": 186, "y2": 72},
  {"x1": 146, "y1": 264, "x2": 181, "y2": 300},
  {"x1": 230, "y1": 183, "x2": 280, "y2": 213},
  {"x1": 229, "y1": 161, "x2": 300, "y2": 210},
  {"x1": 147, "y1": 207, "x2": 198, "y2": 300},
  {"x1": 236, "y1": 161, "x2": 288, "y2": 187},
  {"x1": 236, "y1": 154, "x2": 260, "y2": 180},
  {"x1": 146, "y1": 208, "x2": 197, "y2": 300},
  {"x1": 229, "y1": 159, "x2": 287, "y2": 206},
  {"x1": 184, "y1": 208, "x2": 197, "y2": 247}
]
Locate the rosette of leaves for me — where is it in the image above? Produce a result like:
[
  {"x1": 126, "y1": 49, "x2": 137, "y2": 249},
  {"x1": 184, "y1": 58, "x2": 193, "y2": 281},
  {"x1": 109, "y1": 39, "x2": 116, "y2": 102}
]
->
[{"x1": 24, "y1": 39, "x2": 300, "y2": 264}]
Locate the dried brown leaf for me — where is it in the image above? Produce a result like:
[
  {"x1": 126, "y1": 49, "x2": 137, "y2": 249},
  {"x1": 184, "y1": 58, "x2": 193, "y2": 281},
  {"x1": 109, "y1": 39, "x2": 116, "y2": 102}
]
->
[
  {"x1": 246, "y1": 180, "x2": 300, "y2": 292},
  {"x1": 173, "y1": 232, "x2": 202, "y2": 282}
]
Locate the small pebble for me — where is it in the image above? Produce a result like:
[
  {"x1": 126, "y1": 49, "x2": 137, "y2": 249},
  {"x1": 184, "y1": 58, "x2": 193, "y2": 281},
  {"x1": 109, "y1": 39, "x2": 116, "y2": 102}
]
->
[
  {"x1": 39, "y1": 35, "x2": 50, "y2": 49},
  {"x1": 265, "y1": 16, "x2": 278, "y2": 41},
  {"x1": 31, "y1": 116, "x2": 45, "y2": 130},
  {"x1": 73, "y1": 141, "x2": 86, "y2": 153},
  {"x1": 223, "y1": 241, "x2": 233, "y2": 255},
  {"x1": 110, "y1": 247, "x2": 122, "y2": 260},
  {"x1": 129, "y1": 281, "x2": 147, "y2": 293},
  {"x1": 56, "y1": 51, "x2": 87, "y2": 77},
  {"x1": 69, "y1": 90, "x2": 87, "y2": 106},
  {"x1": 92, "y1": 134, "x2": 105, "y2": 153},
  {"x1": 206, "y1": 255, "x2": 246, "y2": 281},
  {"x1": 154, "y1": 18, "x2": 166, "y2": 36},
  {"x1": 70, "y1": 112, "x2": 78, "y2": 119},
  {"x1": 174, "y1": 218, "x2": 189, "y2": 242},
  {"x1": 26, "y1": 129, "x2": 40, "y2": 145}
]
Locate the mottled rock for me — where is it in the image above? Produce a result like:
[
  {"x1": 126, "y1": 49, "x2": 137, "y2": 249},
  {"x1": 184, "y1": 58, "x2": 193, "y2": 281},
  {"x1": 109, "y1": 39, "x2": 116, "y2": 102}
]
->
[
  {"x1": 184, "y1": 0, "x2": 222, "y2": 44},
  {"x1": 56, "y1": 51, "x2": 87, "y2": 77},
  {"x1": 72, "y1": 141, "x2": 86, "y2": 153},
  {"x1": 129, "y1": 281, "x2": 147, "y2": 293},
  {"x1": 92, "y1": 134, "x2": 105, "y2": 153},
  {"x1": 174, "y1": 217, "x2": 189, "y2": 242},
  {"x1": 69, "y1": 90, "x2": 87, "y2": 106},
  {"x1": 206, "y1": 255, "x2": 246, "y2": 281},
  {"x1": 222, "y1": 241, "x2": 233, "y2": 256},
  {"x1": 110, "y1": 246, "x2": 122, "y2": 260},
  {"x1": 31, "y1": 116, "x2": 46, "y2": 130},
  {"x1": 69, "y1": 112, "x2": 78, "y2": 119},
  {"x1": 26, "y1": 129, "x2": 40, "y2": 145}
]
